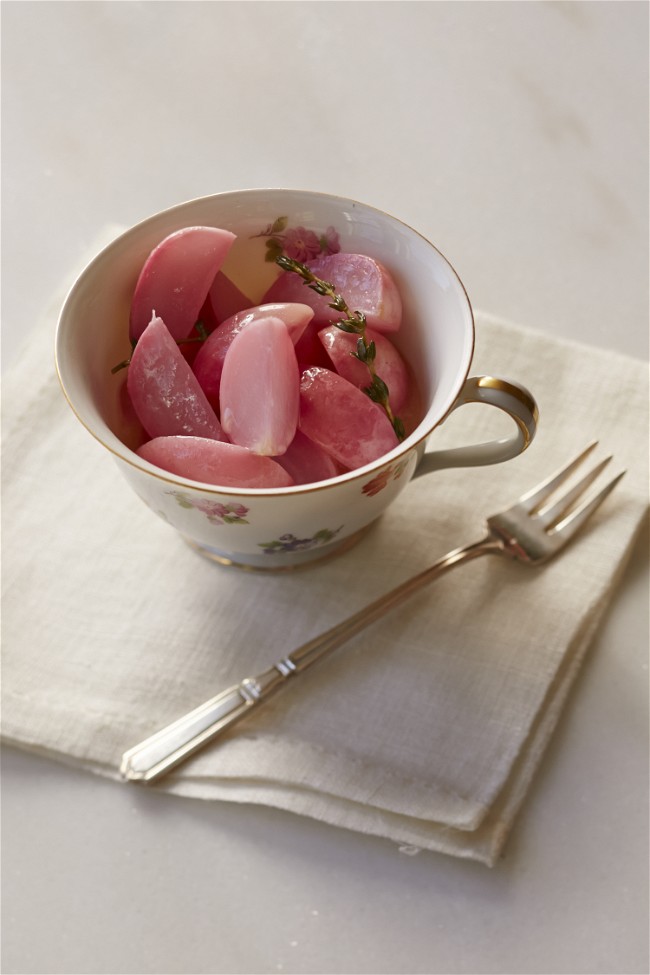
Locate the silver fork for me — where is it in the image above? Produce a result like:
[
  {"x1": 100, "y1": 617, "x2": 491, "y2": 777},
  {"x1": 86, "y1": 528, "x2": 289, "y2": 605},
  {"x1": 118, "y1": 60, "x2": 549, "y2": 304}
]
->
[{"x1": 121, "y1": 442, "x2": 623, "y2": 784}]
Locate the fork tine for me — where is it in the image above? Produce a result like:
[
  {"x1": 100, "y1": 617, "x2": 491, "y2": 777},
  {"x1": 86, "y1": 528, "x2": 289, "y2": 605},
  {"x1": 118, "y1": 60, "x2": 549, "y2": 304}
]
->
[
  {"x1": 518, "y1": 441, "x2": 599, "y2": 512},
  {"x1": 536, "y1": 456, "x2": 612, "y2": 529},
  {"x1": 552, "y1": 471, "x2": 625, "y2": 540}
]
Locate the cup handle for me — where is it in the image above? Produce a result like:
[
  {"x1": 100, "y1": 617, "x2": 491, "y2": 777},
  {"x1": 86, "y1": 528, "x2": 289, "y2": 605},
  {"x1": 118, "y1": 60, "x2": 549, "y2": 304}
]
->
[{"x1": 413, "y1": 376, "x2": 538, "y2": 477}]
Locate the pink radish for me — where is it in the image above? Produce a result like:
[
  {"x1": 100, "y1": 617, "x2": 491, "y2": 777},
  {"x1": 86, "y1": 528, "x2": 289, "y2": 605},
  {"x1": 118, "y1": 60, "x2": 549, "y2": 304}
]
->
[
  {"x1": 127, "y1": 315, "x2": 226, "y2": 441},
  {"x1": 220, "y1": 316, "x2": 300, "y2": 456},
  {"x1": 299, "y1": 367, "x2": 399, "y2": 469},
  {"x1": 193, "y1": 302, "x2": 314, "y2": 411},
  {"x1": 262, "y1": 253, "x2": 402, "y2": 333},
  {"x1": 294, "y1": 320, "x2": 338, "y2": 370},
  {"x1": 130, "y1": 226, "x2": 235, "y2": 343},
  {"x1": 137, "y1": 436, "x2": 294, "y2": 488},
  {"x1": 318, "y1": 325, "x2": 409, "y2": 412},
  {"x1": 275, "y1": 430, "x2": 341, "y2": 484},
  {"x1": 202, "y1": 271, "x2": 254, "y2": 327},
  {"x1": 118, "y1": 375, "x2": 147, "y2": 448},
  {"x1": 181, "y1": 271, "x2": 252, "y2": 366}
]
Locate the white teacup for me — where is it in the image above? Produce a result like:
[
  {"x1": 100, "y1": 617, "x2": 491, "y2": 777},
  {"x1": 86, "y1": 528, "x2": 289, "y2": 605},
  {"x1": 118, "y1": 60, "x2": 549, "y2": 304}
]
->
[{"x1": 56, "y1": 189, "x2": 538, "y2": 569}]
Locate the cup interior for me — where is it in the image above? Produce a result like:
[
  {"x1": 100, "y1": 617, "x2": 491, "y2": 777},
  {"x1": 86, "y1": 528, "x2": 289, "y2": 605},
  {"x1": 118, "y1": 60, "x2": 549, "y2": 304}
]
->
[{"x1": 56, "y1": 189, "x2": 475, "y2": 486}]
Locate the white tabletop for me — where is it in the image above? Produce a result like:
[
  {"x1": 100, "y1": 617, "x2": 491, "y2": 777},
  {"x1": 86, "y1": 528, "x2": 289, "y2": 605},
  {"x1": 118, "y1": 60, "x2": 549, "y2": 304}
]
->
[{"x1": 2, "y1": 3, "x2": 648, "y2": 974}]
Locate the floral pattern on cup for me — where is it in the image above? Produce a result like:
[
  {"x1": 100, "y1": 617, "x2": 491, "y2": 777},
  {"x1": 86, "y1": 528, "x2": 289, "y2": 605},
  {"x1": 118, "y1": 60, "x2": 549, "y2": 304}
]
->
[
  {"x1": 361, "y1": 459, "x2": 410, "y2": 497},
  {"x1": 258, "y1": 525, "x2": 343, "y2": 555},
  {"x1": 167, "y1": 491, "x2": 250, "y2": 525},
  {"x1": 252, "y1": 216, "x2": 341, "y2": 263}
]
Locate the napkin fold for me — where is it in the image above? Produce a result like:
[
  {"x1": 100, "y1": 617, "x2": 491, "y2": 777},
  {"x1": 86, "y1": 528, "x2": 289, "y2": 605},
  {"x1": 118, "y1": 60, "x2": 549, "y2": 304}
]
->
[{"x1": 2, "y1": 234, "x2": 648, "y2": 865}]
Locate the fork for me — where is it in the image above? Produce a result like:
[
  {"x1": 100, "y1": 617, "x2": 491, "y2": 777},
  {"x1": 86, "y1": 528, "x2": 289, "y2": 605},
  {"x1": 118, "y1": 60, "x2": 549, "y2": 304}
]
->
[{"x1": 120, "y1": 442, "x2": 623, "y2": 783}]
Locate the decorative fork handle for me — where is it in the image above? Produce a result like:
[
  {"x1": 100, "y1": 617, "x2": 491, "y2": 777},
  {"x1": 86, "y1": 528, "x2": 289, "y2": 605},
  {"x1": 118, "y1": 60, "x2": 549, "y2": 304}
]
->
[{"x1": 120, "y1": 536, "x2": 501, "y2": 783}]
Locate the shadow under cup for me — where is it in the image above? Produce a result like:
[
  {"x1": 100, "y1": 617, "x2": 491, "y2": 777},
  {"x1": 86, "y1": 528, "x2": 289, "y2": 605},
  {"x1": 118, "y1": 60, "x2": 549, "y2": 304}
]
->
[{"x1": 55, "y1": 190, "x2": 504, "y2": 570}]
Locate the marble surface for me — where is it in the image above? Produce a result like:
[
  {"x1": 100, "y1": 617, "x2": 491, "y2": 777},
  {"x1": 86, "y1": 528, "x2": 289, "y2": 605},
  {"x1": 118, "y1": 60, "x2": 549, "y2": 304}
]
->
[{"x1": 2, "y1": 3, "x2": 648, "y2": 973}]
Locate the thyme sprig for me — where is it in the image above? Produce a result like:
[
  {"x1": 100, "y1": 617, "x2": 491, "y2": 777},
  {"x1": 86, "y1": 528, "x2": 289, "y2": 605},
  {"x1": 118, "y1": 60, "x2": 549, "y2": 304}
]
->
[
  {"x1": 111, "y1": 321, "x2": 209, "y2": 374},
  {"x1": 275, "y1": 255, "x2": 405, "y2": 440}
]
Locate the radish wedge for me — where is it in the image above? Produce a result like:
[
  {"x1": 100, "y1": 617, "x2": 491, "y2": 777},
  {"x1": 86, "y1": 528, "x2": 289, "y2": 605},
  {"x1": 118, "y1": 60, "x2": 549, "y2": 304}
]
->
[
  {"x1": 275, "y1": 430, "x2": 341, "y2": 485},
  {"x1": 262, "y1": 253, "x2": 402, "y2": 333},
  {"x1": 318, "y1": 325, "x2": 409, "y2": 412},
  {"x1": 294, "y1": 319, "x2": 338, "y2": 370},
  {"x1": 118, "y1": 375, "x2": 147, "y2": 449},
  {"x1": 193, "y1": 303, "x2": 314, "y2": 411},
  {"x1": 130, "y1": 226, "x2": 236, "y2": 342},
  {"x1": 299, "y1": 367, "x2": 399, "y2": 469},
  {"x1": 220, "y1": 316, "x2": 300, "y2": 456},
  {"x1": 180, "y1": 271, "x2": 254, "y2": 366},
  {"x1": 137, "y1": 436, "x2": 294, "y2": 488},
  {"x1": 203, "y1": 271, "x2": 254, "y2": 326},
  {"x1": 127, "y1": 315, "x2": 225, "y2": 441}
]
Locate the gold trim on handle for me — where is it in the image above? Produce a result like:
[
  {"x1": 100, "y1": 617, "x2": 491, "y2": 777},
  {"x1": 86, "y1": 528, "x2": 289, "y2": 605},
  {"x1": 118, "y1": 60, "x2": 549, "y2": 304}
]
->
[{"x1": 462, "y1": 376, "x2": 539, "y2": 449}]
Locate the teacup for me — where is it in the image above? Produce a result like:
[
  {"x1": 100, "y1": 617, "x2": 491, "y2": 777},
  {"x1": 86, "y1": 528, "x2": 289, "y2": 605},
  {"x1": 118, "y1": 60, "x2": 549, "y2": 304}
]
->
[{"x1": 55, "y1": 189, "x2": 538, "y2": 569}]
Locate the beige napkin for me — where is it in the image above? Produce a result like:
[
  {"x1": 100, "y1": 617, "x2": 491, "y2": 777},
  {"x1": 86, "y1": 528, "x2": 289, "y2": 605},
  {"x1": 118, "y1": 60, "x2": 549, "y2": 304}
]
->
[{"x1": 2, "y1": 238, "x2": 648, "y2": 866}]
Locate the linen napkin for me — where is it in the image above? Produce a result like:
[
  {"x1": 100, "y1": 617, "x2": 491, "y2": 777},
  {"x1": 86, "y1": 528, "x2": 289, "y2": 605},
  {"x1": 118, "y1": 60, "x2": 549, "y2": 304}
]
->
[{"x1": 2, "y1": 236, "x2": 648, "y2": 866}]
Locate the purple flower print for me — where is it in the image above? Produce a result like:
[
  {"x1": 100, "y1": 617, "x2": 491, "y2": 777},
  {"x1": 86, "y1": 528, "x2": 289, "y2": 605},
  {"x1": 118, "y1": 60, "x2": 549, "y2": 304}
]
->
[
  {"x1": 283, "y1": 226, "x2": 322, "y2": 262},
  {"x1": 259, "y1": 526, "x2": 343, "y2": 555}
]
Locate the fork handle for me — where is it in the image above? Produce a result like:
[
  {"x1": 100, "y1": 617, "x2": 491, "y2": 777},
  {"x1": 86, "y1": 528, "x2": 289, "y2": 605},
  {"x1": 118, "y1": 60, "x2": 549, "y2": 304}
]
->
[{"x1": 120, "y1": 535, "x2": 500, "y2": 783}]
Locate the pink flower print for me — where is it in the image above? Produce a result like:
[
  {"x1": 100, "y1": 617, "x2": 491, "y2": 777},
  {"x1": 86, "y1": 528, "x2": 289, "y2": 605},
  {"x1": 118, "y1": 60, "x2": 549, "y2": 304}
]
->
[
  {"x1": 321, "y1": 226, "x2": 341, "y2": 255},
  {"x1": 227, "y1": 503, "x2": 249, "y2": 519},
  {"x1": 167, "y1": 491, "x2": 250, "y2": 525},
  {"x1": 193, "y1": 499, "x2": 225, "y2": 518},
  {"x1": 284, "y1": 226, "x2": 322, "y2": 262},
  {"x1": 203, "y1": 501, "x2": 250, "y2": 525}
]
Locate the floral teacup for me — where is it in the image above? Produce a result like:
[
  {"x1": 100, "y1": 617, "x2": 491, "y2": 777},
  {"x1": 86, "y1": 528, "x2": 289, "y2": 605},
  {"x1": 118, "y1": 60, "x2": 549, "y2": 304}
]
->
[{"x1": 55, "y1": 189, "x2": 538, "y2": 569}]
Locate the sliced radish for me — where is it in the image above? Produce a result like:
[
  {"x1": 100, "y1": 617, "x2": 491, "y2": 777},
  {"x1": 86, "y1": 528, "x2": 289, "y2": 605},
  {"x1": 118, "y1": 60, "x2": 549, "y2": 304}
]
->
[
  {"x1": 127, "y1": 315, "x2": 225, "y2": 441},
  {"x1": 193, "y1": 303, "x2": 314, "y2": 411},
  {"x1": 275, "y1": 430, "x2": 341, "y2": 485},
  {"x1": 118, "y1": 375, "x2": 147, "y2": 448},
  {"x1": 137, "y1": 436, "x2": 294, "y2": 488},
  {"x1": 318, "y1": 325, "x2": 409, "y2": 412},
  {"x1": 299, "y1": 367, "x2": 399, "y2": 469},
  {"x1": 294, "y1": 319, "x2": 338, "y2": 370},
  {"x1": 180, "y1": 271, "x2": 254, "y2": 366},
  {"x1": 262, "y1": 253, "x2": 402, "y2": 333},
  {"x1": 130, "y1": 226, "x2": 235, "y2": 343},
  {"x1": 203, "y1": 271, "x2": 254, "y2": 326},
  {"x1": 220, "y1": 316, "x2": 300, "y2": 456}
]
